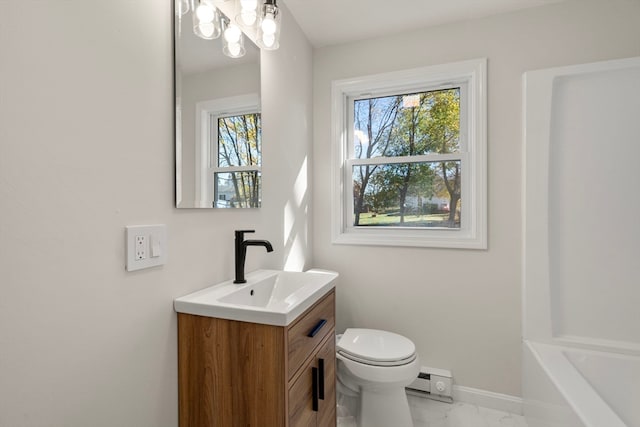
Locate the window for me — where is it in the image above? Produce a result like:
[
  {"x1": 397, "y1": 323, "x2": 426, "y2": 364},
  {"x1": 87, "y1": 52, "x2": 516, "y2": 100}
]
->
[
  {"x1": 195, "y1": 94, "x2": 261, "y2": 208},
  {"x1": 331, "y1": 59, "x2": 486, "y2": 248},
  {"x1": 215, "y1": 112, "x2": 261, "y2": 208}
]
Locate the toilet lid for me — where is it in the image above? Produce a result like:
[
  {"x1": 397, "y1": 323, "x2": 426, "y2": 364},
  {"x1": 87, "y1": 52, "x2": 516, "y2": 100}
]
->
[{"x1": 337, "y1": 328, "x2": 416, "y2": 365}]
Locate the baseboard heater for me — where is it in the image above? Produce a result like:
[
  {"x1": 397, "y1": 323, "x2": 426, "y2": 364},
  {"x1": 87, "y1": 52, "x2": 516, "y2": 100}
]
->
[{"x1": 405, "y1": 366, "x2": 453, "y2": 403}]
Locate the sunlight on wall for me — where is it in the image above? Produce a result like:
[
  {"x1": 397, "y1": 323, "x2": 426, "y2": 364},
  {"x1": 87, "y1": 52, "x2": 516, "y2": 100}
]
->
[
  {"x1": 283, "y1": 157, "x2": 308, "y2": 270},
  {"x1": 293, "y1": 157, "x2": 308, "y2": 207}
]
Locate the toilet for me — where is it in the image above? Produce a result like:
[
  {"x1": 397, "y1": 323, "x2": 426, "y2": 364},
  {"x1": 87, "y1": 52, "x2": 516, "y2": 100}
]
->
[{"x1": 336, "y1": 328, "x2": 420, "y2": 427}]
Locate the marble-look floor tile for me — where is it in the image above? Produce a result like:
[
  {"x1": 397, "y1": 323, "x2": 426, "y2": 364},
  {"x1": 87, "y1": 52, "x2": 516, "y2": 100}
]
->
[{"x1": 408, "y1": 395, "x2": 528, "y2": 427}]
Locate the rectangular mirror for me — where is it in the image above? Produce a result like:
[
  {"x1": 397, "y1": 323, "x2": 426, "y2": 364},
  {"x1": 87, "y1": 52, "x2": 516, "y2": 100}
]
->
[{"x1": 175, "y1": 1, "x2": 261, "y2": 208}]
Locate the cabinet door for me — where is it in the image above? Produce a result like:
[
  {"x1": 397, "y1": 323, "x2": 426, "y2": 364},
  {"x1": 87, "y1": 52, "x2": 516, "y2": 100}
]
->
[
  {"x1": 288, "y1": 334, "x2": 337, "y2": 427},
  {"x1": 288, "y1": 356, "x2": 317, "y2": 427},
  {"x1": 317, "y1": 337, "x2": 336, "y2": 427}
]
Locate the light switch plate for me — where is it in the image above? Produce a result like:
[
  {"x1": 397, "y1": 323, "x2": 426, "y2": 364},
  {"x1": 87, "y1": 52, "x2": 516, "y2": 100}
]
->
[{"x1": 126, "y1": 225, "x2": 167, "y2": 271}]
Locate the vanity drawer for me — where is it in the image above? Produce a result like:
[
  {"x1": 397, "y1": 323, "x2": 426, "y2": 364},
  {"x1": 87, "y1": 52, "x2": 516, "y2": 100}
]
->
[{"x1": 287, "y1": 290, "x2": 335, "y2": 380}]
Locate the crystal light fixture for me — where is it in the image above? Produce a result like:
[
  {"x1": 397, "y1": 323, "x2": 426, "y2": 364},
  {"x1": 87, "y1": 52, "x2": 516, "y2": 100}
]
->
[
  {"x1": 237, "y1": 0, "x2": 259, "y2": 27},
  {"x1": 181, "y1": 0, "x2": 281, "y2": 57},
  {"x1": 222, "y1": 18, "x2": 246, "y2": 58},
  {"x1": 256, "y1": 0, "x2": 281, "y2": 50},
  {"x1": 191, "y1": 0, "x2": 222, "y2": 40}
]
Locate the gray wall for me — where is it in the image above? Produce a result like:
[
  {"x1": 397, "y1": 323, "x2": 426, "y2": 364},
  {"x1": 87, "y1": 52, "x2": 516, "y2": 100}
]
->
[
  {"x1": 0, "y1": 1, "x2": 312, "y2": 426},
  {"x1": 312, "y1": 0, "x2": 640, "y2": 396}
]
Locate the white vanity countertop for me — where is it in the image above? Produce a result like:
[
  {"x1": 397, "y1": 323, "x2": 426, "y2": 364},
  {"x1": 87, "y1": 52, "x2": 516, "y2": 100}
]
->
[{"x1": 174, "y1": 269, "x2": 338, "y2": 326}]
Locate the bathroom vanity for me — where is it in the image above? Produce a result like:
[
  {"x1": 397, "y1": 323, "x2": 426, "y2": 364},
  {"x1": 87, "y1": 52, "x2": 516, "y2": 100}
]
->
[{"x1": 175, "y1": 270, "x2": 338, "y2": 427}]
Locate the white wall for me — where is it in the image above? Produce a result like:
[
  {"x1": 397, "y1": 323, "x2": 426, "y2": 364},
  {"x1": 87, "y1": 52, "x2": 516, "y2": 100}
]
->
[
  {"x1": 523, "y1": 59, "x2": 640, "y2": 350},
  {"x1": 0, "y1": 1, "x2": 312, "y2": 426},
  {"x1": 260, "y1": 4, "x2": 315, "y2": 272},
  {"x1": 312, "y1": 0, "x2": 640, "y2": 396}
]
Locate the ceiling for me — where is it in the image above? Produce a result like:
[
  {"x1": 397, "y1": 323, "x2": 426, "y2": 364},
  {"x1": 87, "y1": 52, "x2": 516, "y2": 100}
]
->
[{"x1": 280, "y1": 0, "x2": 565, "y2": 48}]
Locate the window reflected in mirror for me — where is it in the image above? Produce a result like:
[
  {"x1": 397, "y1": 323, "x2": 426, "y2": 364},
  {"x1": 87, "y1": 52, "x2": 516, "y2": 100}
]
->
[{"x1": 214, "y1": 111, "x2": 262, "y2": 208}]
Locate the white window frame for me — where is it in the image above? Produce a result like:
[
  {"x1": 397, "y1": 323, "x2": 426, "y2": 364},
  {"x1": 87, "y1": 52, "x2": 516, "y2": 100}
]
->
[
  {"x1": 194, "y1": 93, "x2": 261, "y2": 208},
  {"x1": 331, "y1": 59, "x2": 487, "y2": 249}
]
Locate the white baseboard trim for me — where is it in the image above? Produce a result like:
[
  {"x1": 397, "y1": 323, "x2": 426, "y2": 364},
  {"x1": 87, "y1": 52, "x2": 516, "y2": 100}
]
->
[{"x1": 452, "y1": 385, "x2": 523, "y2": 415}]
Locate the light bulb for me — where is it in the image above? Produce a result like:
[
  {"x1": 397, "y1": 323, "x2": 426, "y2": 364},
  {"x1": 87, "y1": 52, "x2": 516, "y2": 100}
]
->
[
  {"x1": 224, "y1": 24, "x2": 241, "y2": 43},
  {"x1": 262, "y1": 33, "x2": 275, "y2": 48},
  {"x1": 261, "y1": 13, "x2": 277, "y2": 35},
  {"x1": 196, "y1": 3, "x2": 215, "y2": 23},
  {"x1": 240, "y1": 0, "x2": 258, "y2": 10},
  {"x1": 240, "y1": 10, "x2": 257, "y2": 26},
  {"x1": 228, "y1": 42, "x2": 242, "y2": 57},
  {"x1": 197, "y1": 22, "x2": 215, "y2": 38},
  {"x1": 256, "y1": 3, "x2": 280, "y2": 50},
  {"x1": 223, "y1": 34, "x2": 245, "y2": 58}
]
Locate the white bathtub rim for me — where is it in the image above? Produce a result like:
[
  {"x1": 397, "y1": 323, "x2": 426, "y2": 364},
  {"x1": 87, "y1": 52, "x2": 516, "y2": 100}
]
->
[
  {"x1": 525, "y1": 340, "x2": 627, "y2": 427},
  {"x1": 553, "y1": 334, "x2": 640, "y2": 357}
]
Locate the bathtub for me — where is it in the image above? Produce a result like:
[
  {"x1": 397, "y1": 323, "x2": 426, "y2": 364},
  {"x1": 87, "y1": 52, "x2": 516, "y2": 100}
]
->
[
  {"x1": 523, "y1": 341, "x2": 639, "y2": 427},
  {"x1": 522, "y1": 57, "x2": 640, "y2": 427}
]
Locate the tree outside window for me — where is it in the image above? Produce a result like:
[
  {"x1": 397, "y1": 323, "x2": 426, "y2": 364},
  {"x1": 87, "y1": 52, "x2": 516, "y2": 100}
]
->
[
  {"x1": 215, "y1": 112, "x2": 261, "y2": 208},
  {"x1": 351, "y1": 88, "x2": 461, "y2": 228}
]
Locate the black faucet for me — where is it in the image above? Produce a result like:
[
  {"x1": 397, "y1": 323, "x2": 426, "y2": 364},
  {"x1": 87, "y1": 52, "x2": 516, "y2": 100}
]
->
[{"x1": 234, "y1": 230, "x2": 273, "y2": 284}]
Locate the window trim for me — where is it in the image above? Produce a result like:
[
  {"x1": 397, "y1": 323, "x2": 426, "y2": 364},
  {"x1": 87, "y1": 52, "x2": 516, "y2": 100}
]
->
[
  {"x1": 330, "y1": 59, "x2": 487, "y2": 249},
  {"x1": 194, "y1": 93, "x2": 260, "y2": 208}
]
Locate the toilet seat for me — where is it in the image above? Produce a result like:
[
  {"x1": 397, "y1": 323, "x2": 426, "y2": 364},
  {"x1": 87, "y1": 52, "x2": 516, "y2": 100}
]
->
[{"x1": 337, "y1": 328, "x2": 416, "y2": 367}]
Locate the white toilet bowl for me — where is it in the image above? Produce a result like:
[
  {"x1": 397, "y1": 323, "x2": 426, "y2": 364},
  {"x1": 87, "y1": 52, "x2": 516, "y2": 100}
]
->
[{"x1": 336, "y1": 328, "x2": 420, "y2": 427}]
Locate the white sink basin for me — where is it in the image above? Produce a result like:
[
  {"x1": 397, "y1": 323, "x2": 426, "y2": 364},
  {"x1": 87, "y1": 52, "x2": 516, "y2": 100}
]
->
[{"x1": 174, "y1": 269, "x2": 338, "y2": 326}]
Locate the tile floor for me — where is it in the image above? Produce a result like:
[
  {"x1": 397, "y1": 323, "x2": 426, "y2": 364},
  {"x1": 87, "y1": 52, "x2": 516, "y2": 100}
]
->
[
  {"x1": 407, "y1": 395, "x2": 529, "y2": 427},
  {"x1": 336, "y1": 392, "x2": 528, "y2": 427}
]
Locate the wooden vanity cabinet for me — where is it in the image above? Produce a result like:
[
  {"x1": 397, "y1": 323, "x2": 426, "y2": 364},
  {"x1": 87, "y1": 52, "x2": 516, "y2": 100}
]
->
[
  {"x1": 288, "y1": 335, "x2": 336, "y2": 427},
  {"x1": 178, "y1": 289, "x2": 336, "y2": 427}
]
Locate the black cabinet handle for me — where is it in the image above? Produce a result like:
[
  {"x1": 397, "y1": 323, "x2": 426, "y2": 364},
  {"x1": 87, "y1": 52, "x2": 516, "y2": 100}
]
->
[
  {"x1": 307, "y1": 319, "x2": 327, "y2": 338},
  {"x1": 318, "y1": 358, "x2": 325, "y2": 400},
  {"x1": 311, "y1": 367, "x2": 319, "y2": 412}
]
